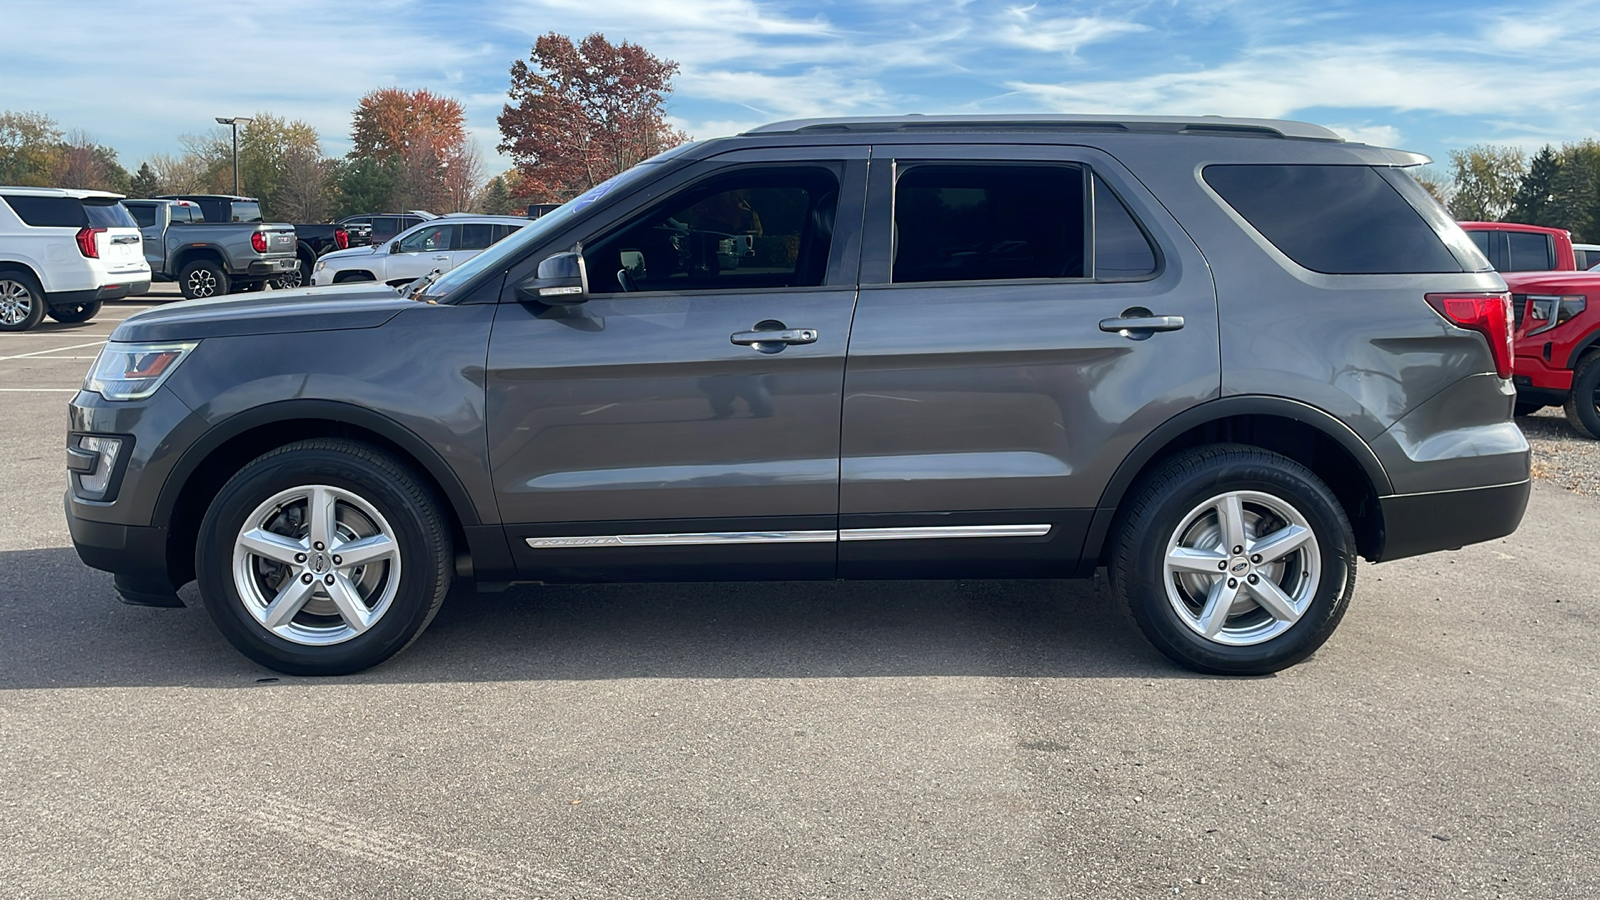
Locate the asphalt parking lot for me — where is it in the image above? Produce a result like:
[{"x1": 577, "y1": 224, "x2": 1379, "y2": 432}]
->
[{"x1": 2, "y1": 294, "x2": 1598, "y2": 898}]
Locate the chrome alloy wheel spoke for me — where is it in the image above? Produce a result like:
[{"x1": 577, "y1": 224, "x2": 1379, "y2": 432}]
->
[
  {"x1": 231, "y1": 485, "x2": 402, "y2": 646},
  {"x1": 1161, "y1": 490, "x2": 1322, "y2": 647}
]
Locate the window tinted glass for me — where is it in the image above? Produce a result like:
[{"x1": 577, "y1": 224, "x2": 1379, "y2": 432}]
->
[
  {"x1": 1506, "y1": 231, "x2": 1554, "y2": 271},
  {"x1": 229, "y1": 201, "x2": 262, "y2": 222},
  {"x1": 492, "y1": 223, "x2": 521, "y2": 243},
  {"x1": 458, "y1": 222, "x2": 495, "y2": 250},
  {"x1": 894, "y1": 164, "x2": 1085, "y2": 283},
  {"x1": 1468, "y1": 229, "x2": 1491, "y2": 256},
  {"x1": 126, "y1": 204, "x2": 155, "y2": 228},
  {"x1": 340, "y1": 215, "x2": 371, "y2": 226},
  {"x1": 586, "y1": 166, "x2": 839, "y2": 294},
  {"x1": 84, "y1": 200, "x2": 136, "y2": 228},
  {"x1": 3, "y1": 195, "x2": 86, "y2": 227},
  {"x1": 1093, "y1": 175, "x2": 1156, "y2": 278},
  {"x1": 1204, "y1": 165, "x2": 1463, "y2": 274},
  {"x1": 373, "y1": 216, "x2": 403, "y2": 237},
  {"x1": 398, "y1": 224, "x2": 455, "y2": 252}
]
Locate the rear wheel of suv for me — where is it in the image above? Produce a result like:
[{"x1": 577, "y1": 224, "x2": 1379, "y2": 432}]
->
[
  {"x1": 47, "y1": 300, "x2": 102, "y2": 324},
  {"x1": 1563, "y1": 353, "x2": 1600, "y2": 439},
  {"x1": 179, "y1": 259, "x2": 228, "y2": 299},
  {"x1": 195, "y1": 439, "x2": 453, "y2": 675},
  {"x1": 0, "y1": 269, "x2": 46, "y2": 332},
  {"x1": 1110, "y1": 445, "x2": 1356, "y2": 676}
]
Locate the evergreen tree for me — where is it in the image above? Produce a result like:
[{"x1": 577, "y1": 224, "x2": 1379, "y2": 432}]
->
[
  {"x1": 475, "y1": 175, "x2": 513, "y2": 214},
  {"x1": 333, "y1": 155, "x2": 399, "y2": 217},
  {"x1": 1548, "y1": 141, "x2": 1600, "y2": 241},
  {"x1": 1508, "y1": 146, "x2": 1560, "y2": 226},
  {"x1": 129, "y1": 161, "x2": 160, "y2": 198}
]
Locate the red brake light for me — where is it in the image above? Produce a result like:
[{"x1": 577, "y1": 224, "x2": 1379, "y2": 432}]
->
[
  {"x1": 250, "y1": 231, "x2": 268, "y2": 253},
  {"x1": 334, "y1": 228, "x2": 349, "y2": 250},
  {"x1": 1426, "y1": 292, "x2": 1514, "y2": 379},
  {"x1": 75, "y1": 227, "x2": 105, "y2": 258}
]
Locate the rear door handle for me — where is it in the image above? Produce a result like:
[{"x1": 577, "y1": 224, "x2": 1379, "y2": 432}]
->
[
  {"x1": 1099, "y1": 315, "x2": 1185, "y2": 334},
  {"x1": 731, "y1": 328, "x2": 818, "y2": 346}
]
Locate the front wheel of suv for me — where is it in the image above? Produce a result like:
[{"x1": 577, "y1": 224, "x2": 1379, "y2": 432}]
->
[
  {"x1": 195, "y1": 439, "x2": 453, "y2": 675},
  {"x1": 0, "y1": 269, "x2": 46, "y2": 332},
  {"x1": 1563, "y1": 353, "x2": 1600, "y2": 439},
  {"x1": 1110, "y1": 445, "x2": 1356, "y2": 676}
]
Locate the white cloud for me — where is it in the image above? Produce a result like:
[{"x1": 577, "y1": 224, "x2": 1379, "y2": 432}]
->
[
  {"x1": 1325, "y1": 123, "x2": 1403, "y2": 148},
  {"x1": 996, "y1": 7, "x2": 1150, "y2": 54}
]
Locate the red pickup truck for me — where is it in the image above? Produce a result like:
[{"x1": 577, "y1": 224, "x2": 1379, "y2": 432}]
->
[{"x1": 1459, "y1": 222, "x2": 1600, "y2": 437}]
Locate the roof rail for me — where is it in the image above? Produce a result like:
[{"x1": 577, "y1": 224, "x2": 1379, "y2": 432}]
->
[{"x1": 743, "y1": 114, "x2": 1343, "y2": 142}]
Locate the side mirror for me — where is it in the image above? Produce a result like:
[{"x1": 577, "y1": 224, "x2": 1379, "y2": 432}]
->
[
  {"x1": 517, "y1": 251, "x2": 589, "y2": 305},
  {"x1": 388, "y1": 242, "x2": 402, "y2": 254}
]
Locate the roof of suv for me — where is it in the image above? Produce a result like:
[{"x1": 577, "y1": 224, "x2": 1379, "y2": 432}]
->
[
  {"x1": 0, "y1": 185, "x2": 126, "y2": 200},
  {"x1": 744, "y1": 114, "x2": 1344, "y2": 142}
]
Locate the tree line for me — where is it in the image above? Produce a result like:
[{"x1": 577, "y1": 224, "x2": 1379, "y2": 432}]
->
[
  {"x1": 0, "y1": 32, "x2": 684, "y2": 223},
  {"x1": 1429, "y1": 142, "x2": 1600, "y2": 241}
]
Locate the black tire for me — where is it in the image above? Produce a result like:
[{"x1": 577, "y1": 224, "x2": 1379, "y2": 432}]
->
[
  {"x1": 0, "y1": 268, "x2": 47, "y2": 332},
  {"x1": 47, "y1": 300, "x2": 103, "y2": 324},
  {"x1": 179, "y1": 259, "x2": 229, "y2": 299},
  {"x1": 1109, "y1": 445, "x2": 1357, "y2": 676},
  {"x1": 1564, "y1": 353, "x2": 1600, "y2": 439},
  {"x1": 195, "y1": 439, "x2": 453, "y2": 675}
]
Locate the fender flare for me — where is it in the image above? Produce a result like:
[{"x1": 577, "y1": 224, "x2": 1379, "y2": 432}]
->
[
  {"x1": 1565, "y1": 328, "x2": 1600, "y2": 370},
  {"x1": 1077, "y1": 395, "x2": 1392, "y2": 568},
  {"x1": 154, "y1": 398, "x2": 483, "y2": 527}
]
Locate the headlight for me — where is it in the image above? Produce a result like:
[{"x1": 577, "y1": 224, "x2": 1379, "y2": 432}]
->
[
  {"x1": 85, "y1": 341, "x2": 198, "y2": 400},
  {"x1": 1525, "y1": 294, "x2": 1586, "y2": 336},
  {"x1": 315, "y1": 259, "x2": 327, "y2": 271}
]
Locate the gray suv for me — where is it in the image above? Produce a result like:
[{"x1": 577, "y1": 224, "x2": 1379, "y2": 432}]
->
[{"x1": 64, "y1": 115, "x2": 1530, "y2": 676}]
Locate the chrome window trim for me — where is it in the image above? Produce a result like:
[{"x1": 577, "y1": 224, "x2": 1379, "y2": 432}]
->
[{"x1": 525, "y1": 524, "x2": 1051, "y2": 549}]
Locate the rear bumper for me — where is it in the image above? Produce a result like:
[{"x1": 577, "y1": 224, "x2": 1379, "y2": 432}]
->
[
  {"x1": 243, "y1": 258, "x2": 300, "y2": 277},
  {"x1": 65, "y1": 492, "x2": 182, "y2": 606},
  {"x1": 49, "y1": 281, "x2": 151, "y2": 305},
  {"x1": 1376, "y1": 480, "x2": 1531, "y2": 563}
]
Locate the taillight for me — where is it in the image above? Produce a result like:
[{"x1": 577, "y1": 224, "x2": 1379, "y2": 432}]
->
[
  {"x1": 75, "y1": 227, "x2": 105, "y2": 258},
  {"x1": 334, "y1": 228, "x2": 349, "y2": 250},
  {"x1": 1426, "y1": 292, "x2": 1514, "y2": 379},
  {"x1": 250, "y1": 231, "x2": 268, "y2": 253}
]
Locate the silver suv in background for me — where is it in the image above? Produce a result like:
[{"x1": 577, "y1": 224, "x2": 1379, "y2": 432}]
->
[
  {"x1": 0, "y1": 187, "x2": 150, "y2": 331},
  {"x1": 65, "y1": 115, "x2": 1529, "y2": 676},
  {"x1": 310, "y1": 214, "x2": 530, "y2": 288}
]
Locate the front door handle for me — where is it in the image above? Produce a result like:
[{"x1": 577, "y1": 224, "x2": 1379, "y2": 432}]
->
[
  {"x1": 731, "y1": 328, "x2": 818, "y2": 346},
  {"x1": 1099, "y1": 312, "x2": 1185, "y2": 336}
]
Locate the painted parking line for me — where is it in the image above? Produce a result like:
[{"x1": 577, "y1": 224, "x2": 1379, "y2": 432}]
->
[{"x1": 0, "y1": 340, "x2": 107, "y2": 362}]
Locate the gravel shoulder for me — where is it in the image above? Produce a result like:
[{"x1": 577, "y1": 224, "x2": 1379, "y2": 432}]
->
[{"x1": 1520, "y1": 407, "x2": 1600, "y2": 496}]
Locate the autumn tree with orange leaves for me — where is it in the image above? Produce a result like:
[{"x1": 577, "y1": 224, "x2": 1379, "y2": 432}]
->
[
  {"x1": 348, "y1": 87, "x2": 477, "y2": 212},
  {"x1": 498, "y1": 33, "x2": 687, "y2": 203}
]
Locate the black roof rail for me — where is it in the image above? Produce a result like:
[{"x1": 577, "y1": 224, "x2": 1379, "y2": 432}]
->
[{"x1": 743, "y1": 115, "x2": 1344, "y2": 142}]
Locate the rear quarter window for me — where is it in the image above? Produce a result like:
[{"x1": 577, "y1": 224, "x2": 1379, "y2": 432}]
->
[
  {"x1": 3, "y1": 195, "x2": 87, "y2": 227},
  {"x1": 1203, "y1": 164, "x2": 1464, "y2": 274}
]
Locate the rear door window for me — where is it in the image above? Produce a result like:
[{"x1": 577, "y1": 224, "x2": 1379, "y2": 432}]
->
[
  {"x1": 1204, "y1": 164, "x2": 1464, "y2": 274},
  {"x1": 458, "y1": 223, "x2": 496, "y2": 251},
  {"x1": 126, "y1": 204, "x2": 156, "y2": 228},
  {"x1": 1505, "y1": 231, "x2": 1554, "y2": 271},
  {"x1": 893, "y1": 164, "x2": 1087, "y2": 283}
]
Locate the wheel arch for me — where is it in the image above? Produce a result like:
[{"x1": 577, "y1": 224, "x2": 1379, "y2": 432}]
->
[
  {"x1": 1565, "y1": 329, "x2": 1600, "y2": 370},
  {"x1": 1081, "y1": 396, "x2": 1393, "y2": 569},
  {"x1": 172, "y1": 246, "x2": 226, "y2": 274},
  {"x1": 156, "y1": 400, "x2": 487, "y2": 588}
]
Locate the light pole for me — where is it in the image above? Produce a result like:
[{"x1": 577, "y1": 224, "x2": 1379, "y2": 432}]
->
[{"x1": 214, "y1": 116, "x2": 252, "y2": 195}]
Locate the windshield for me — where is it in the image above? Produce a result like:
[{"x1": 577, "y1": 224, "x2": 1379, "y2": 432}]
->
[{"x1": 417, "y1": 148, "x2": 693, "y2": 303}]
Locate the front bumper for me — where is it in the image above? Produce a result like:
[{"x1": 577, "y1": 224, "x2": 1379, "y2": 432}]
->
[
  {"x1": 1376, "y1": 479, "x2": 1531, "y2": 562},
  {"x1": 1513, "y1": 354, "x2": 1574, "y2": 392},
  {"x1": 65, "y1": 492, "x2": 182, "y2": 606}
]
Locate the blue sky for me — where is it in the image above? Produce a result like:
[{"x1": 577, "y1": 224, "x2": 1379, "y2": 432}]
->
[{"x1": 4, "y1": 0, "x2": 1596, "y2": 178}]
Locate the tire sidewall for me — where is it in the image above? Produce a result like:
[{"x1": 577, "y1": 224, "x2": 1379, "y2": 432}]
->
[
  {"x1": 196, "y1": 446, "x2": 449, "y2": 675},
  {"x1": 179, "y1": 260, "x2": 227, "y2": 300},
  {"x1": 0, "y1": 270, "x2": 46, "y2": 332},
  {"x1": 1566, "y1": 354, "x2": 1600, "y2": 438},
  {"x1": 1120, "y1": 454, "x2": 1355, "y2": 675}
]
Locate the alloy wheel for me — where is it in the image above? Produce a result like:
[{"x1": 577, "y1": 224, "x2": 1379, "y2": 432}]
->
[
  {"x1": 1162, "y1": 490, "x2": 1322, "y2": 646},
  {"x1": 231, "y1": 485, "x2": 403, "y2": 646},
  {"x1": 0, "y1": 279, "x2": 33, "y2": 325},
  {"x1": 187, "y1": 268, "x2": 219, "y2": 297}
]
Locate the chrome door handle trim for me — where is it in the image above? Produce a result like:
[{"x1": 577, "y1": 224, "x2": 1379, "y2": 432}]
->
[
  {"x1": 1098, "y1": 315, "x2": 1185, "y2": 333},
  {"x1": 731, "y1": 328, "x2": 818, "y2": 346}
]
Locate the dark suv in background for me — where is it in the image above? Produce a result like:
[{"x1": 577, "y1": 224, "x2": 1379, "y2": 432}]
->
[{"x1": 66, "y1": 115, "x2": 1529, "y2": 676}]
